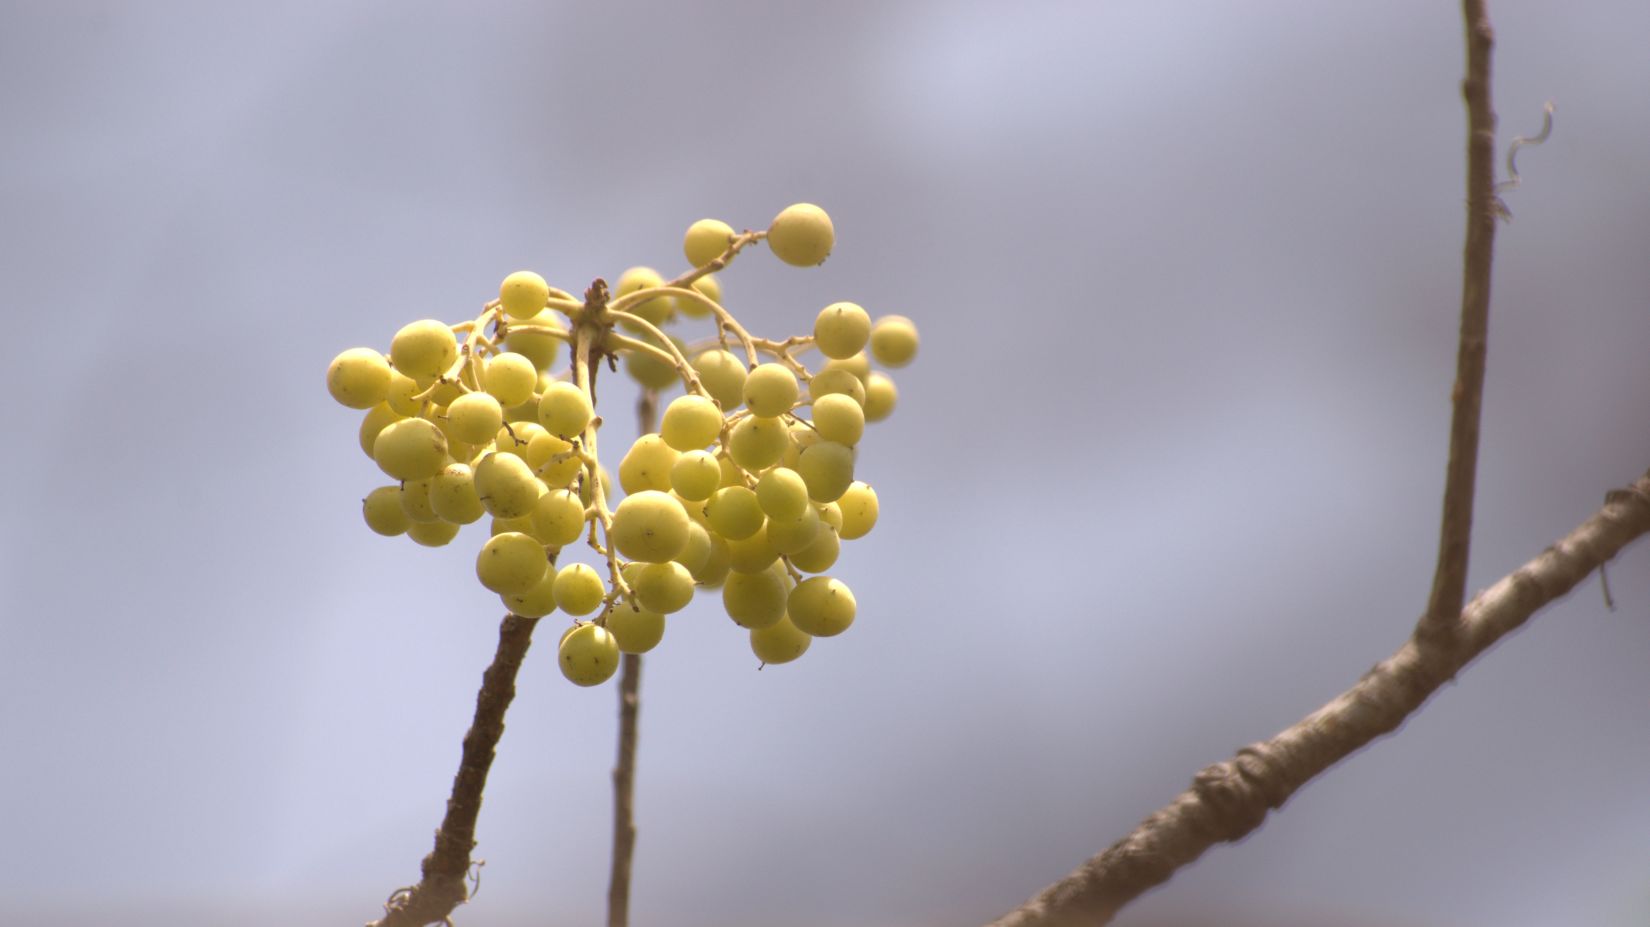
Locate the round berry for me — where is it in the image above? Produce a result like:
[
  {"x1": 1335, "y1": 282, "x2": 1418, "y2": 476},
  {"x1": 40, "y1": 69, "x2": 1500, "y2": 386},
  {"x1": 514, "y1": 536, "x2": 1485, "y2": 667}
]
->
[
  {"x1": 559, "y1": 623, "x2": 621, "y2": 686},
  {"x1": 499, "y1": 270, "x2": 551, "y2": 320},
  {"x1": 869, "y1": 315, "x2": 919, "y2": 367},
  {"x1": 767, "y1": 203, "x2": 835, "y2": 267},
  {"x1": 683, "y1": 218, "x2": 736, "y2": 268},
  {"x1": 812, "y1": 302, "x2": 871, "y2": 360}
]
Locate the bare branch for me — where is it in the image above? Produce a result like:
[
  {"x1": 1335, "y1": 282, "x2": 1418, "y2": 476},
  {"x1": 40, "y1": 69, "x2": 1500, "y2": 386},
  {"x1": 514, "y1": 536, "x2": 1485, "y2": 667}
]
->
[
  {"x1": 607, "y1": 653, "x2": 642, "y2": 927},
  {"x1": 984, "y1": 470, "x2": 1650, "y2": 927},
  {"x1": 367, "y1": 614, "x2": 541, "y2": 927},
  {"x1": 1419, "y1": 0, "x2": 1499, "y2": 644},
  {"x1": 982, "y1": 9, "x2": 1649, "y2": 923}
]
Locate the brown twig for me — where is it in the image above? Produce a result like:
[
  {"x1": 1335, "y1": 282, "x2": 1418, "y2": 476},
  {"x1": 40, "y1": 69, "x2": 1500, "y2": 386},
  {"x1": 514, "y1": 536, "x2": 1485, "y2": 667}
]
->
[
  {"x1": 1420, "y1": 0, "x2": 1499, "y2": 644},
  {"x1": 984, "y1": 471, "x2": 1650, "y2": 927},
  {"x1": 607, "y1": 389, "x2": 659, "y2": 927},
  {"x1": 368, "y1": 614, "x2": 541, "y2": 927}
]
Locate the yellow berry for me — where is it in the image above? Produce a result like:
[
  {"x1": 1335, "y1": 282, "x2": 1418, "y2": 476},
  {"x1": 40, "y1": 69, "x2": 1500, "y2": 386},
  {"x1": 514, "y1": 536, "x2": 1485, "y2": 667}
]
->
[
  {"x1": 559, "y1": 623, "x2": 621, "y2": 686},
  {"x1": 767, "y1": 203, "x2": 834, "y2": 267},
  {"x1": 499, "y1": 270, "x2": 551, "y2": 321},
  {"x1": 683, "y1": 218, "x2": 736, "y2": 268}
]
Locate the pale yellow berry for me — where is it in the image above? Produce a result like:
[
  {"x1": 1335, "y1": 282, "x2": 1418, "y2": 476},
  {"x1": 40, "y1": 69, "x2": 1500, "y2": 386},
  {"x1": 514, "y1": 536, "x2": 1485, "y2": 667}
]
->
[
  {"x1": 327, "y1": 348, "x2": 392, "y2": 409},
  {"x1": 559, "y1": 623, "x2": 621, "y2": 686},
  {"x1": 683, "y1": 218, "x2": 736, "y2": 268},
  {"x1": 767, "y1": 203, "x2": 834, "y2": 267},
  {"x1": 499, "y1": 270, "x2": 551, "y2": 321}
]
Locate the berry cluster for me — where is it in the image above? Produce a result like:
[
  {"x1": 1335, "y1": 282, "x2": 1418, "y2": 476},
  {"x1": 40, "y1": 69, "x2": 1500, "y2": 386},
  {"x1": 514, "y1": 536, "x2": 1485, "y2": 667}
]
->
[{"x1": 326, "y1": 204, "x2": 919, "y2": 685}]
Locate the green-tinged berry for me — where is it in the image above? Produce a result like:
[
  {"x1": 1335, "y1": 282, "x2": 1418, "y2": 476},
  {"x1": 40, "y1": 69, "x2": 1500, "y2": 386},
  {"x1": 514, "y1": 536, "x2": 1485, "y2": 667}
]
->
[
  {"x1": 743, "y1": 363, "x2": 799, "y2": 417},
  {"x1": 634, "y1": 561, "x2": 695, "y2": 614},
  {"x1": 531, "y1": 488, "x2": 587, "y2": 547},
  {"x1": 679, "y1": 274, "x2": 721, "y2": 317},
  {"x1": 619, "y1": 434, "x2": 679, "y2": 495},
  {"x1": 724, "y1": 524, "x2": 780, "y2": 574},
  {"x1": 823, "y1": 352, "x2": 871, "y2": 384},
  {"x1": 813, "y1": 302, "x2": 871, "y2": 360},
  {"x1": 808, "y1": 368, "x2": 866, "y2": 408},
  {"x1": 483, "y1": 352, "x2": 539, "y2": 407},
  {"x1": 766, "y1": 506, "x2": 821, "y2": 555},
  {"x1": 811, "y1": 393, "x2": 865, "y2": 446},
  {"x1": 559, "y1": 623, "x2": 621, "y2": 686},
  {"x1": 623, "y1": 334, "x2": 688, "y2": 391},
  {"x1": 869, "y1": 314, "x2": 919, "y2": 367},
  {"x1": 788, "y1": 576, "x2": 855, "y2": 637},
  {"x1": 837, "y1": 482, "x2": 878, "y2": 540},
  {"x1": 789, "y1": 523, "x2": 840, "y2": 573},
  {"x1": 504, "y1": 309, "x2": 565, "y2": 370},
  {"x1": 615, "y1": 266, "x2": 674, "y2": 327},
  {"x1": 705, "y1": 485, "x2": 764, "y2": 541},
  {"x1": 692, "y1": 349, "x2": 747, "y2": 410},
  {"x1": 863, "y1": 372, "x2": 897, "y2": 422},
  {"x1": 373, "y1": 418, "x2": 449, "y2": 481},
  {"x1": 755, "y1": 467, "x2": 810, "y2": 522},
  {"x1": 722, "y1": 567, "x2": 788, "y2": 629},
  {"x1": 727, "y1": 415, "x2": 788, "y2": 471},
  {"x1": 406, "y1": 519, "x2": 461, "y2": 547},
  {"x1": 358, "y1": 403, "x2": 404, "y2": 458},
  {"x1": 750, "y1": 614, "x2": 811, "y2": 664},
  {"x1": 476, "y1": 531, "x2": 549, "y2": 595},
  {"x1": 502, "y1": 569, "x2": 559, "y2": 618},
  {"x1": 362, "y1": 486, "x2": 409, "y2": 536},
  {"x1": 538, "y1": 381, "x2": 593, "y2": 439},
  {"x1": 795, "y1": 441, "x2": 855, "y2": 503},
  {"x1": 684, "y1": 218, "x2": 736, "y2": 268},
  {"x1": 609, "y1": 490, "x2": 691, "y2": 563},
  {"x1": 670, "y1": 450, "x2": 722, "y2": 502},
  {"x1": 602, "y1": 603, "x2": 665, "y2": 654},
  {"x1": 552, "y1": 563, "x2": 606, "y2": 616},
  {"x1": 660, "y1": 394, "x2": 723, "y2": 451}
]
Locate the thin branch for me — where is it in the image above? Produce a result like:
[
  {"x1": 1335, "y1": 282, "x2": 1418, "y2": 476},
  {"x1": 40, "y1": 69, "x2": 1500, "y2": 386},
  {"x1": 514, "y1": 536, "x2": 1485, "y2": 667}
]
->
[
  {"x1": 984, "y1": 470, "x2": 1650, "y2": 927},
  {"x1": 368, "y1": 614, "x2": 541, "y2": 927},
  {"x1": 607, "y1": 389, "x2": 658, "y2": 927},
  {"x1": 1420, "y1": 0, "x2": 1499, "y2": 643}
]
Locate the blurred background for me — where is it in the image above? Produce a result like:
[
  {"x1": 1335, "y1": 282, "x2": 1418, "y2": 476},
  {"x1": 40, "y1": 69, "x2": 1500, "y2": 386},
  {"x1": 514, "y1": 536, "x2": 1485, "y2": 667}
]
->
[{"x1": 3, "y1": 1, "x2": 1648, "y2": 925}]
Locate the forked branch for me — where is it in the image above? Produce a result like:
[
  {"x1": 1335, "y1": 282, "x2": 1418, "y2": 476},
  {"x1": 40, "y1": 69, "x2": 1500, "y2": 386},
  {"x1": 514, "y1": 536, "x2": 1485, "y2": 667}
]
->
[
  {"x1": 1420, "y1": 0, "x2": 1498, "y2": 643},
  {"x1": 984, "y1": 2, "x2": 1633, "y2": 923},
  {"x1": 985, "y1": 472, "x2": 1650, "y2": 927}
]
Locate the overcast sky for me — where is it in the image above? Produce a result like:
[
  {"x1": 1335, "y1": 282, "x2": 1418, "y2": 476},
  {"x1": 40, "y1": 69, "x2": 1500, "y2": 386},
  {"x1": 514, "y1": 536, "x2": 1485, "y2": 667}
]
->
[{"x1": 3, "y1": 2, "x2": 1649, "y2": 926}]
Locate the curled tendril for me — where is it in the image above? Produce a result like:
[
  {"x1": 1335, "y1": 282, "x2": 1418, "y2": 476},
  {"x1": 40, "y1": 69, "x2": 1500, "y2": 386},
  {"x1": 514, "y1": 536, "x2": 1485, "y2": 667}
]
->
[{"x1": 1497, "y1": 101, "x2": 1555, "y2": 194}]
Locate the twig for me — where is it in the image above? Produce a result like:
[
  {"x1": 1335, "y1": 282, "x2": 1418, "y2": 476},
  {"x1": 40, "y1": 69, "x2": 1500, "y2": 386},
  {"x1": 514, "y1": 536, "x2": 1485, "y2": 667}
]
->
[
  {"x1": 1419, "y1": 0, "x2": 1498, "y2": 645},
  {"x1": 367, "y1": 614, "x2": 541, "y2": 927},
  {"x1": 983, "y1": 469, "x2": 1650, "y2": 927},
  {"x1": 607, "y1": 389, "x2": 658, "y2": 927}
]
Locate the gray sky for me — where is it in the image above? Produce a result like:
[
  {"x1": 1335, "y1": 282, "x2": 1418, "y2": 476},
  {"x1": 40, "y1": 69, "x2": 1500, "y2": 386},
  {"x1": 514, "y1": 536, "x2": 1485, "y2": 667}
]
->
[{"x1": 3, "y1": 2, "x2": 1649, "y2": 925}]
